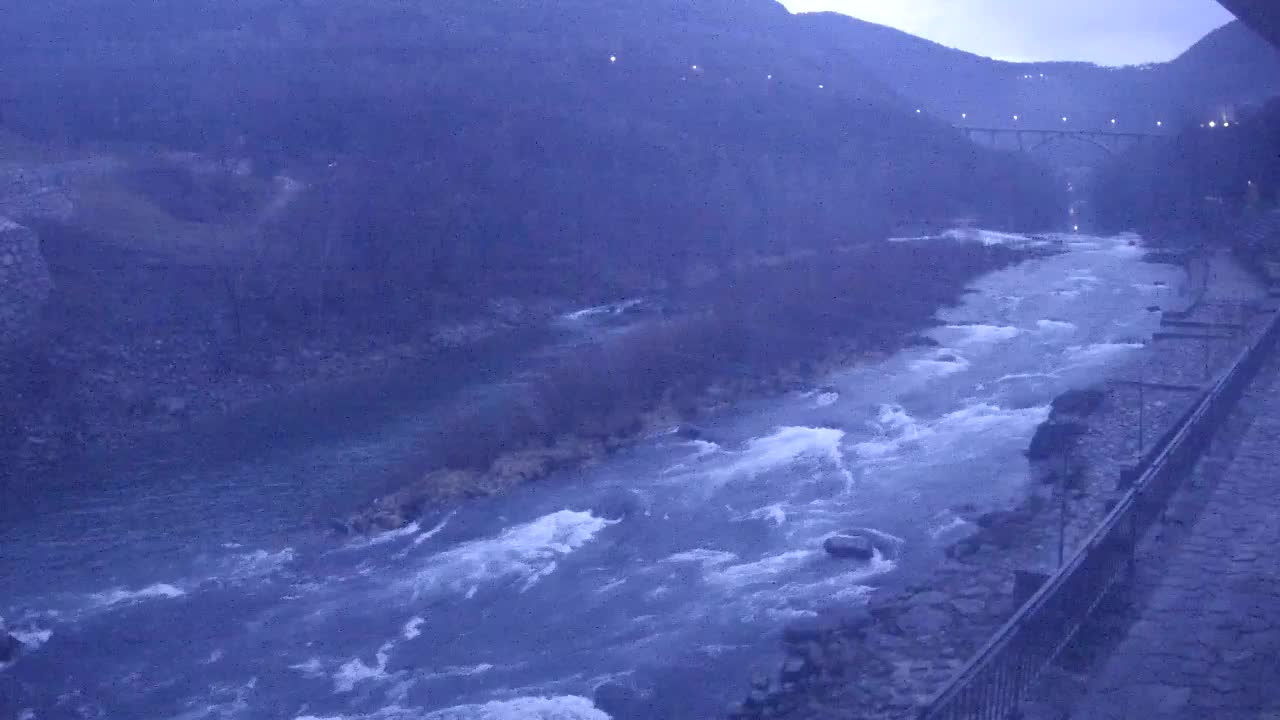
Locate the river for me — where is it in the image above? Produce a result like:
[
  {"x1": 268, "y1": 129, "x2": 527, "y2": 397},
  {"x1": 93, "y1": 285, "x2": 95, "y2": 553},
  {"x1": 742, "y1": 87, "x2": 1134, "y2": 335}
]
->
[{"x1": 0, "y1": 231, "x2": 1182, "y2": 720}]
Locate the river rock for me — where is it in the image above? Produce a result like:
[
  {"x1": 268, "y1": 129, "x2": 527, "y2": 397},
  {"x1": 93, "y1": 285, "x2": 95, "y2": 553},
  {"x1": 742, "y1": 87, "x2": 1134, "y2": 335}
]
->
[
  {"x1": 592, "y1": 488, "x2": 646, "y2": 521},
  {"x1": 1050, "y1": 387, "x2": 1106, "y2": 417},
  {"x1": 0, "y1": 630, "x2": 21, "y2": 663},
  {"x1": 905, "y1": 334, "x2": 941, "y2": 348},
  {"x1": 823, "y1": 534, "x2": 875, "y2": 560},
  {"x1": 488, "y1": 448, "x2": 554, "y2": 485},
  {"x1": 781, "y1": 657, "x2": 809, "y2": 682},
  {"x1": 1026, "y1": 420, "x2": 1086, "y2": 460},
  {"x1": 675, "y1": 424, "x2": 707, "y2": 441},
  {"x1": 896, "y1": 603, "x2": 951, "y2": 637},
  {"x1": 783, "y1": 616, "x2": 835, "y2": 645},
  {"x1": 593, "y1": 680, "x2": 642, "y2": 718}
]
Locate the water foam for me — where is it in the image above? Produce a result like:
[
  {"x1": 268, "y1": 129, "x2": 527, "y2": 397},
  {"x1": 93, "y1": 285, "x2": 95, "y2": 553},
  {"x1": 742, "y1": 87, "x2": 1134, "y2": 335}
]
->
[
  {"x1": 709, "y1": 426, "x2": 852, "y2": 489},
  {"x1": 686, "y1": 440, "x2": 721, "y2": 458},
  {"x1": 402, "y1": 617, "x2": 425, "y2": 640},
  {"x1": 707, "y1": 550, "x2": 816, "y2": 588},
  {"x1": 219, "y1": 548, "x2": 296, "y2": 581},
  {"x1": 732, "y1": 551, "x2": 896, "y2": 622},
  {"x1": 909, "y1": 350, "x2": 971, "y2": 380},
  {"x1": 1036, "y1": 319, "x2": 1077, "y2": 333},
  {"x1": 334, "y1": 641, "x2": 393, "y2": 693},
  {"x1": 289, "y1": 657, "x2": 326, "y2": 678},
  {"x1": 391, "y1": 513, "x2": 455, "y2": 560},
  {"x1": 996, "y1": 372, "x2": 1059, "y2": 383},
  {"x1": 662, "y1": 549, "x2": 739, "y2": 567},
  {"x1": 944, "y1": 324, "x2": 1022, "y2": 346},
  {"x1": 929, "y1": 512, "x2": 972, "y2": 539},
  {"x1": 421, "y1": 663, "x2": 496, "y2": 681},
  {"x1": 9, "y1": 627, "x2": 52, "y2": 650},
  {"x1": 563, "y1": 299, "x2": 642, "y2": 322},
  {"x1": 1066, "y1": 342, "x2": 1143, "y2": 365},
  {"x1": 91, "y1": 583, "x2": 185, "y2": 609},
  {"x1": 399, "y1": 510, "x2": 614, "y2": 599},
  {"x1": 364, "y1": 522, "x2": 422, "y2": 547},
  {"x1": 941, "y1": 228, "x2": 1035, "y2": 247},
  {"x1": 296, "y1": 698, "x2": 608, "y2": 720},
  {"x1": 853, "y1": 404, "x2": 932, "y2": 461},
  {"x1": 747, "y1": 503, "x2": 789, "y2": 525},
  {"x1": 424, "y1": 696, "x2": 611, "y2": 720},
  {"x1": 812, "y1": 391, "x2": 839, "y2": 408},
  {"x1": 855, "y1": 403, "x2": 1049, "y2": 462}
]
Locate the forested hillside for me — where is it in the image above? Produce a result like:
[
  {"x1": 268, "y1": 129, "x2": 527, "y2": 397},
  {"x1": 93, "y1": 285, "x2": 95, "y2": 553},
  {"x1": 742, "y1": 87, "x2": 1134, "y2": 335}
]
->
[
  {"x1": 1, "y1": 0, "x2": 1061, "y2": 320},
  {"x1": 791, "y1": 14, "x2": 1280, "y2": 131},
  {"x1": 0, "y1": 0, "x2": 1069, "y2": 477}
]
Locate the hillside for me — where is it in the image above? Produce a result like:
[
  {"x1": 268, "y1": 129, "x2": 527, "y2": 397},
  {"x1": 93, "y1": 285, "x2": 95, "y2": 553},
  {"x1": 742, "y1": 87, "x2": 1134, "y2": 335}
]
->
[
  {"x1": 0, "y1": 0, "x2": 1062, "y2": 307},
  {"x1": 0, "y1": 0, "x2": 1065, "y2": 475},
  {"x1": 790, "y1": 14, "x2": 1280, "y2": 131}
]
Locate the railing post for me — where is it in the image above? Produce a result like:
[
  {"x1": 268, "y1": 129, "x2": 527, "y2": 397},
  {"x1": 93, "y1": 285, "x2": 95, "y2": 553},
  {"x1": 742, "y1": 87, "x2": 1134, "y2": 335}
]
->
[{"x1": 917, "y1": 311, "x2": 1279, "y2": 720}]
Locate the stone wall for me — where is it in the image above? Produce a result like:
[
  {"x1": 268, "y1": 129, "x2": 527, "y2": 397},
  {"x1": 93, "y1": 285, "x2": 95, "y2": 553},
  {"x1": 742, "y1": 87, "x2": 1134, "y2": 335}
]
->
[{"x1": 0, "y1": 217, "x2": 52, "y2": 352}]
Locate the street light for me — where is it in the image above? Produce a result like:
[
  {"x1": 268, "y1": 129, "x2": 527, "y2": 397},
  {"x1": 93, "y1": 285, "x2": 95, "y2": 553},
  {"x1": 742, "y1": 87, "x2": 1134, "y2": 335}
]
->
[
  {"x1": 609, "y1": 55, "x2": 617, "y2": 63},
  {"x1": 1013, "y1": 114, "x2": 1020, "y2": 121},
  {"x1": 1062, "y1": 116, "x2": 1068, "y2": 123},
  {"x1": 1209, "y1": 120, "x2": 1217, "y2": 128},
  {"x1": 961, "y1": 113, "x2": 968, "y2": 120},
  {"x1": 1157, "y1": 120, "x2": 1163, "y2": 127},
  {"x1": 1110, "y1": 118, "x2": 1117, "y2": 125}
]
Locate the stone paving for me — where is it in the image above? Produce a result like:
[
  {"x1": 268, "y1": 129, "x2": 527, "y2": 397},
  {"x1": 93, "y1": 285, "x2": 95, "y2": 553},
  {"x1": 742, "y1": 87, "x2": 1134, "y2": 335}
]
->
[{"x1": 1049, "y1": 349, "x2": 1280, "y2": 719}]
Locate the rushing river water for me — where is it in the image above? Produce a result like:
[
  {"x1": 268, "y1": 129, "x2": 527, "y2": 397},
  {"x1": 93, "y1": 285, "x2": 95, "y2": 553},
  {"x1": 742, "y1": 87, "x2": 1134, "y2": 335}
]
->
[{"x1": 0, "y1": 232, "x2": 1183, "y2": 720}]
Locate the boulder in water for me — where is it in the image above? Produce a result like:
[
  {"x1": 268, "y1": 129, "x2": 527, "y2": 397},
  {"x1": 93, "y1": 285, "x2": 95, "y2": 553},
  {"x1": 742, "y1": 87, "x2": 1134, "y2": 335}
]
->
[
  {"x1": 592, "y1": 488, "x2": 645, "y2": 521},
  {"x1": 905, "y1": 334, "x2": 941, "y2": 348},
  {"x1": 675, "y1": 424, "x2": 707, "y2": 441},
  {"x1": 823, "y1": 534, "x2": 875, "y2": 560},
  {"x1": 593, "y1": 680, "x2": 647, "y2": 719}
]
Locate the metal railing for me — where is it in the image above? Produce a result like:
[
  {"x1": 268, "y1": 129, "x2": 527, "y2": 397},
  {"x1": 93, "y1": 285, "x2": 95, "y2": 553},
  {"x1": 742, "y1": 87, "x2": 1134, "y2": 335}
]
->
[{"x1": 917, "y1": 306, "x2": 1280, "y2": 720}]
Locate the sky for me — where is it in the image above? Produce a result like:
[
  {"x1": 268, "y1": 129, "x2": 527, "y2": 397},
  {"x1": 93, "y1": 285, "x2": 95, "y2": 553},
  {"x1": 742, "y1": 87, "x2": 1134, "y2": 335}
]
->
[{"x1": 779, "y1": 0, "x2": 1236, "y2": 66}]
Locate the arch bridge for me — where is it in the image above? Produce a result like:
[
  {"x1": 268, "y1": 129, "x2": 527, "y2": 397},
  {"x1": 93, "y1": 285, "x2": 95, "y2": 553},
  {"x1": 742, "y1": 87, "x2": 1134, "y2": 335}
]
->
[{"x1": 959, "y1": 126, "x2": 1171, "y2": 155}]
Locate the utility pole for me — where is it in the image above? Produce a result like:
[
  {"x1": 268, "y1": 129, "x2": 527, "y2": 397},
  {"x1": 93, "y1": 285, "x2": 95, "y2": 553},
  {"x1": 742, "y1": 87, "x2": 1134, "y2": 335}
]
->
[
  {"x1": 1058, "y1": 448, "x2": 1069, "y2": 568},
  {"x1": 1138, "y1": 371, "x2": 1146, "y2": 457},
  {"x1": 1204, "y1": 337, "x2": 1212, "y2": 381}
]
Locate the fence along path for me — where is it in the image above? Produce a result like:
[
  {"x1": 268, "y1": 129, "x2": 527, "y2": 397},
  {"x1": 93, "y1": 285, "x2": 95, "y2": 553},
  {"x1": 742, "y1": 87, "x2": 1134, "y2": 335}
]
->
[{"x1": 915, "y1": 291, "x2": 1280, "y2": 720}]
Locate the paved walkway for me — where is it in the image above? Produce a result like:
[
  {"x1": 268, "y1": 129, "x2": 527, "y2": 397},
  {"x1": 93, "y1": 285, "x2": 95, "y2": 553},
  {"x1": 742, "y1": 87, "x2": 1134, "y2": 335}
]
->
[{"x1": 1064, "y1": 351, "x2": 1280, "y2": 719}]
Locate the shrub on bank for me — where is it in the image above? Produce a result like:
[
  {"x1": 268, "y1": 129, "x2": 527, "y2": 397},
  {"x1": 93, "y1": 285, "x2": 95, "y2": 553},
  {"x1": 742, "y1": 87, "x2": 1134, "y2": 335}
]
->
[{"x1": 345, "y1": 238, "x2": 1034, "y2": 531}]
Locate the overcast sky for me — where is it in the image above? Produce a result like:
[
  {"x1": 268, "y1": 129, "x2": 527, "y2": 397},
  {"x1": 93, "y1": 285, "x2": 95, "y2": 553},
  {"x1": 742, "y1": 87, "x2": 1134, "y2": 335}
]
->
[{"x1": 779, "y1": 0, "x2": 1236, "y2": 66}]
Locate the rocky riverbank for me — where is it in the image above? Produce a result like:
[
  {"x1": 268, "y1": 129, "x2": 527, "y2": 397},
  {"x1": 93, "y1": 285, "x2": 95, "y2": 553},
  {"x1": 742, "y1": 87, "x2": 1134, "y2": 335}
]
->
[
  {"x1": 0, "y1": 295, "x2": 566, "y2": 481},
  {"x1": 728, "y1": 256, "x2": 1273, "y2": 720},
  {"x1": 338, "y1": 239, "x2": 1051, "y2": 536},
  {"x1": 336, "y1": 328, "x2": 931, "y2": 534}
]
